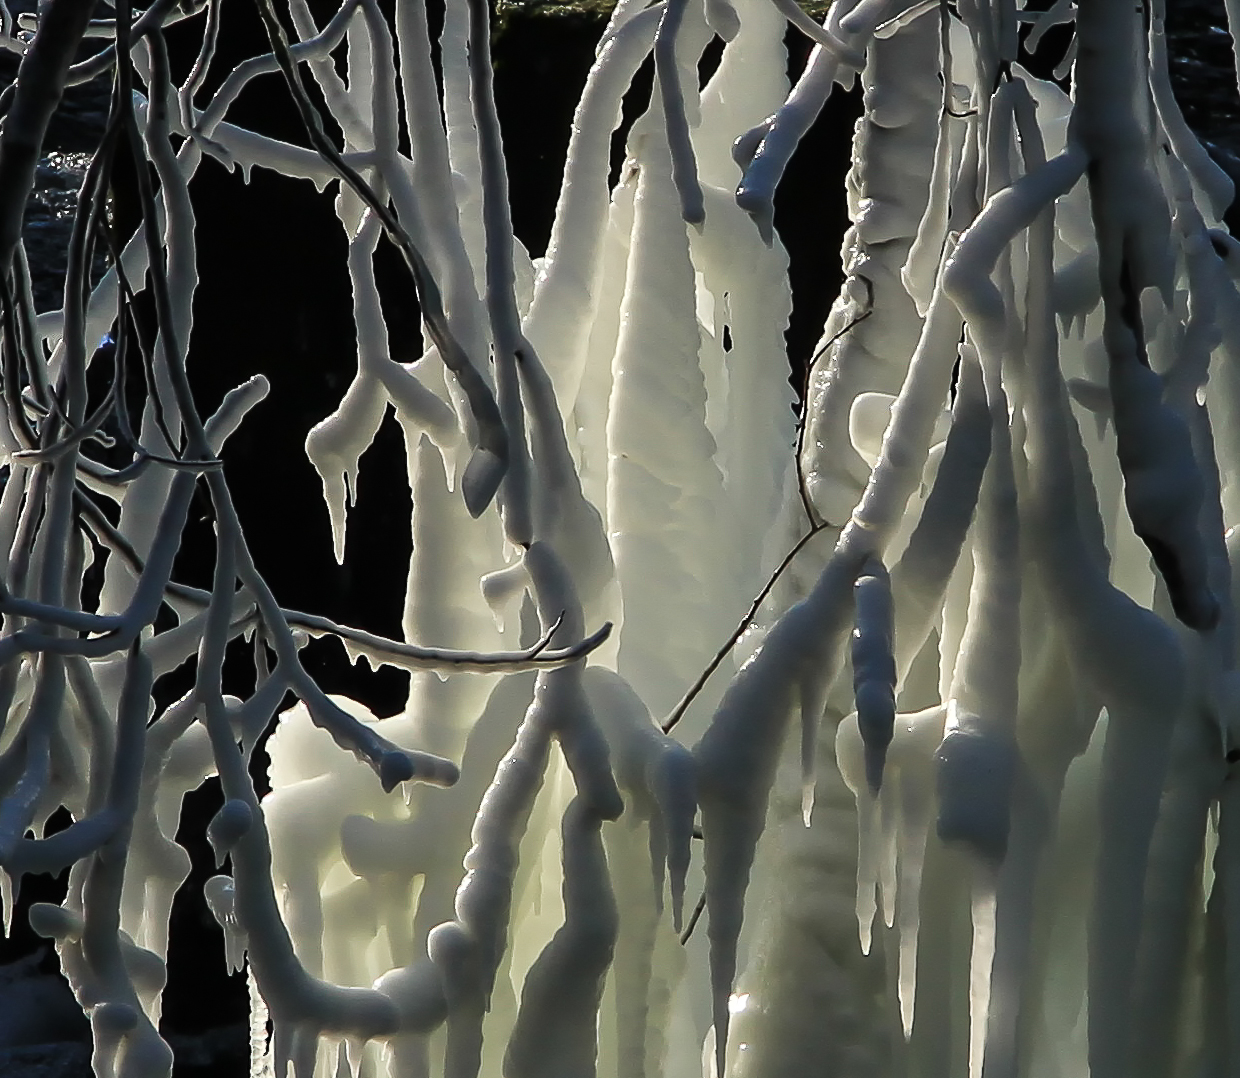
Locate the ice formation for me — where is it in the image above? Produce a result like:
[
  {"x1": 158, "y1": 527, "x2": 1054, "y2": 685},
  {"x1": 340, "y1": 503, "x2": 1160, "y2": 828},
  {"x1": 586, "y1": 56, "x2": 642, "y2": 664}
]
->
[{"x1": 0, "y1": 0, "x2": 1238, "y2": 1074}]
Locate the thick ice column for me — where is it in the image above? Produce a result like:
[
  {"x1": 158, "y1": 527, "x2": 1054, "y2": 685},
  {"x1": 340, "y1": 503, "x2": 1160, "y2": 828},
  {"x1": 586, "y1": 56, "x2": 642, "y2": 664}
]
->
[
  {"x1": 606, "y1": 115, "x2": 730, "y2": 720},
  {"x1": 800, "y1": 10, "x2": 942, "y2": 526}
]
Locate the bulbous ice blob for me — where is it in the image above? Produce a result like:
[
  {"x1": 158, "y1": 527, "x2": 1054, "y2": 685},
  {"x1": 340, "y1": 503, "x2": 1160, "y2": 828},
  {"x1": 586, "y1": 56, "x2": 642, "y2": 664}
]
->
[
  {"x1": 204, "y1": 875, "x2": 246, "y2": 974},
  {"x1": 207, "y1": 799, "x2": 253, "y2": 867},
  {"x1": 28, "y1": 901, "x2": 83, "y2": 942},
  {"x1": 934, "y1": 703, "x2": 1017, "y2": 863},
  {"x1": 372, "y1": 961, "x2": 448, "y2": 1033}
]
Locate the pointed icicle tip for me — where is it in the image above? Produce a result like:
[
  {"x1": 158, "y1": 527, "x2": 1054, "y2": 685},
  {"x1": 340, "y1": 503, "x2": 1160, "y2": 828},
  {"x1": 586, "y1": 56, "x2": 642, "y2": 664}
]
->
[{"x1": 864, "y1": 740, "x2": 889, "y2": 796}]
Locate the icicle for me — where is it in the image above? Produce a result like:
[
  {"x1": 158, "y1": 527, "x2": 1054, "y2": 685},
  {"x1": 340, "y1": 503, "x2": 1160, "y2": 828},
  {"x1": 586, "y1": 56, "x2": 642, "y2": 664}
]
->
[
  {"x1": 967, "y1": 881, "x2": 997, "y2": 1078},
  {"x1": 858, "y1": 794, "x2": 881, "y2": 954},
  {"x1": 799, "y1": 674, "x2": 825, "y2": 827},
  {"x1": 694, "y1": 550, "x2": 862, "y2": 1078},
  {"x1": 837, "y1": 703, "x2": 945, "y2": 1020},
  {"x1": 878, "y1": 787, "x2": 899, "y2": 930},
  {"x1": 835, "y1": 711, "x2": 878, "y2": 953},
  {"x1": 304, "y1": 215, "x2": 392, "y2": 565},
  {"x1": 852, "y1": 557, "x2": 897, "y2": 792},
  {"x1": 205, "y1": 875, "x2": 247, "y2": 974},
  {"x1": 892, "y1": 708, "x2": 942, "y2": 1037},
  {"x1": 584, "y1": 668, "x2": 696, "y2": 930}
]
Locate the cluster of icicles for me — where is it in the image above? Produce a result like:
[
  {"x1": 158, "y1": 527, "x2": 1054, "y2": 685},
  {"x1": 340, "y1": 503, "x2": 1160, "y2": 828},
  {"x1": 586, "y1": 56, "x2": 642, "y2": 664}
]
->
[{"x1": 5, "y1": 0, "x2": 1240, "y2": 1073}]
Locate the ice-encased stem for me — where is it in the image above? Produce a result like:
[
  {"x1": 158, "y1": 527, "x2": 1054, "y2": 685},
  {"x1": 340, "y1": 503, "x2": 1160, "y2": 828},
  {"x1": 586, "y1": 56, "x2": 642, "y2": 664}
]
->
[{"x1": 502, "y1": 797, "x2": 618, "y2": 1078}]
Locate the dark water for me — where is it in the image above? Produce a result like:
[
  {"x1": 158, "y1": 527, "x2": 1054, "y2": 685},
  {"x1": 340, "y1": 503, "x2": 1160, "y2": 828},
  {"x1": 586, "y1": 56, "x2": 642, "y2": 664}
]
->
[
  {"x1": 0, "y1": 31, "x2": 110, "y2": 311},
  {"x1": 1168, "y1": 0, "x2": 1240, "y2": 149},
  {"x1": 19, "y1": 1, "x2": 1240, "y2": 312}
]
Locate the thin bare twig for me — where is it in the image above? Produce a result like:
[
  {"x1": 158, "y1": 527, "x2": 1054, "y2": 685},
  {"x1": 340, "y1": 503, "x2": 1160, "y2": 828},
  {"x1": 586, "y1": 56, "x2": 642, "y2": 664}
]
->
[
  {"x1": 679, "y1": 890, "x2": 707, "y2": 945},
  {"x1": 662, "y1": 522, "x2": 829, "y2": 733},
  {"x1": 250, "y1": 0, "x2": 508, "y2": 517},
  {"x1": 793, "y1": 293, "x2": 873, "y2": 527}
]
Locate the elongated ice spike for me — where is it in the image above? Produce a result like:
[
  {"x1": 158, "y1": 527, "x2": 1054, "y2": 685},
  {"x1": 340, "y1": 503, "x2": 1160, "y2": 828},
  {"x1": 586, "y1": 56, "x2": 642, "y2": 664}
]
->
[
  {"x1": 694, "y1": 550, "x2": 863, "y2": 1078},
  {"x1": 967, "y1": 881, "x2": 997, "y2": 1078},
  {"x1": 584, "y1": 667, "x2": 696, "y2": 930},
  {"x1": 799, "y1": 674, "x2": 825, "y2": 826},
  {"x1": 204, "y1": 874, "x2": 246, "y2": 974},
  {"x1": 305, "y1": 213, "x2": 456, "y2": 564},
  {"x1": 852, "y1": 557, "x2": 897, "y2": 793}
]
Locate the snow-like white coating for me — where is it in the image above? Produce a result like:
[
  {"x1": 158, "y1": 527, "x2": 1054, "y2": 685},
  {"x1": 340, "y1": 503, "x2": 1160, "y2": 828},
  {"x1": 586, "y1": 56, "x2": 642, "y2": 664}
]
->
[
  {"x1": 800, "y1": 9, "x2": 942, "y2": 527},
  {"x1": 5, "y1": 0, "x2": 1240, "y2": 1075}
]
